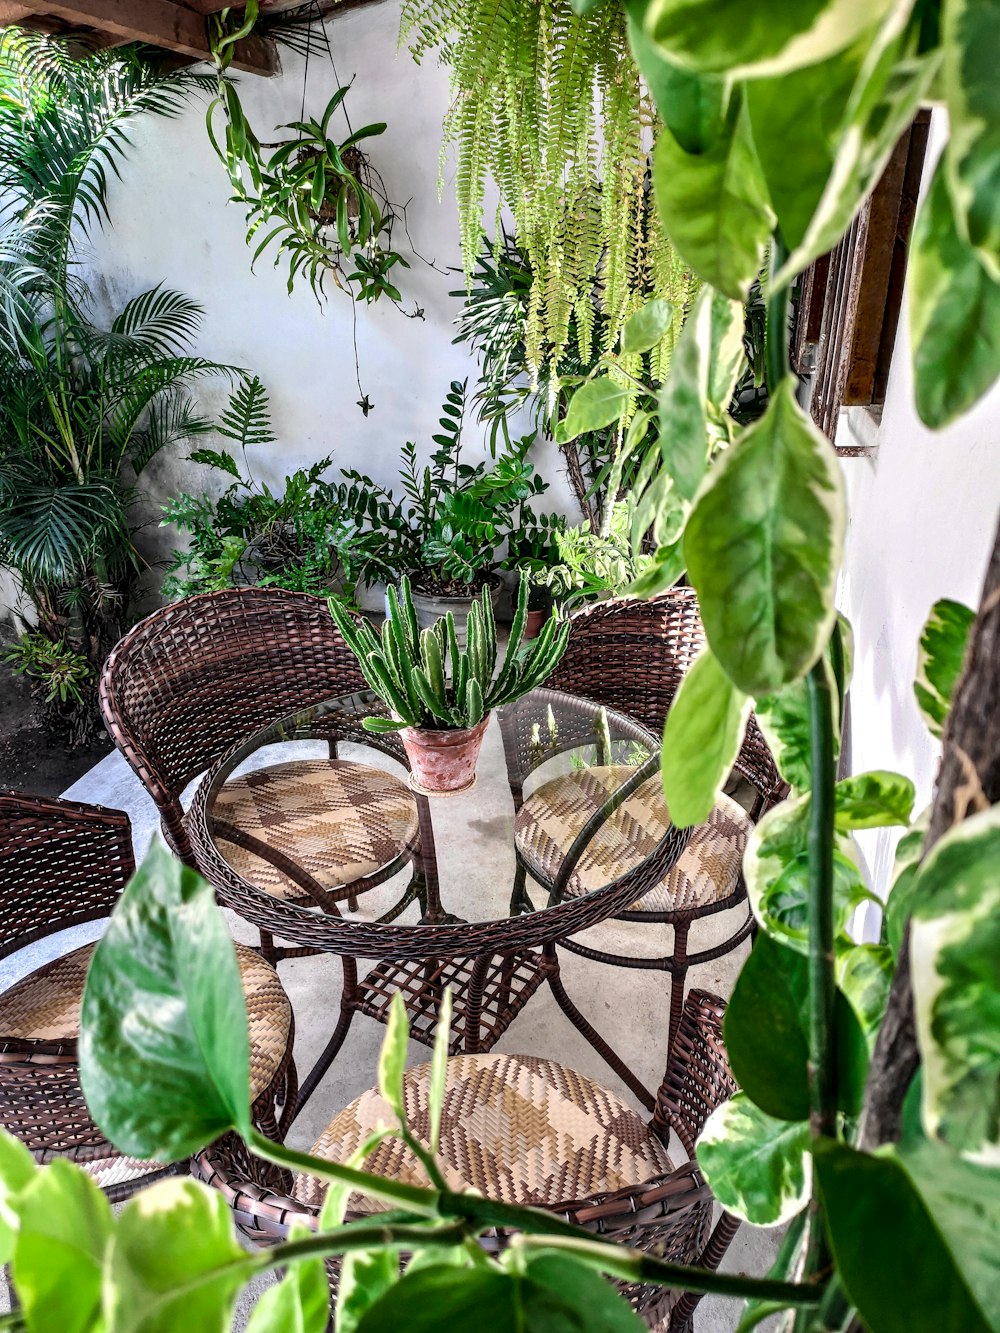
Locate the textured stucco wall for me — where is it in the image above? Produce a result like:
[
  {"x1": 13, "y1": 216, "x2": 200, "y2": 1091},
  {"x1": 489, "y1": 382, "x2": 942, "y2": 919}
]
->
[{"x1": 835, "y1": 115, "x2": 1000, "y2": 900}]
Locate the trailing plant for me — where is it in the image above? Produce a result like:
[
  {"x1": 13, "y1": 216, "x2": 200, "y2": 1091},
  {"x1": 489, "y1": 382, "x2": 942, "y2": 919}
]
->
[
  {"x1": 454, "y1": 232, "x2": 673, "y2": 530},
  {"x1": 401, "y1": 0, "x2": 696, "y2": 379},
  {"x1": 337, "y1": 380, "x2": 549, "y2": 596},
  {"x1": 0, "y1": 845, "x2": 823, "y2": 1333},
  {"x1": 327, "y1": 572, "x2": 570, "y2": 731},
  {"x1": 546, "y1": 0, "x2": 1000, "y2": 1327},
  {"x1": 0, "y1": 32, "x2": 233, "y2": 743}
]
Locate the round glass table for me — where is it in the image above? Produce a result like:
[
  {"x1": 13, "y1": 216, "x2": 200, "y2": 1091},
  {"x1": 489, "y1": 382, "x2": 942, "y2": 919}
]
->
[{"x1": 188, "y1": 686, "x2": 689, "y2": 1113}]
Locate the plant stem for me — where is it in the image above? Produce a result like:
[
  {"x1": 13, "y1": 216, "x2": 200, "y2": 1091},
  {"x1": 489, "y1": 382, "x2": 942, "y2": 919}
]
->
[
  {"x1": 249, "y1": 1130, "x2": 824, "y2": 1306},
  {"x1": 765, "y1": 233, "x2": 790, "y2": 393},
  {"x1": 512, "y1": 1235, "x2": 822, "y2": 1307},
  {"x1": 264, "y1": 1218, "x2": 469, "y2": 1269},
  {"x1": 805, "y1": 658, "x2": 837, "y2": 1140}
]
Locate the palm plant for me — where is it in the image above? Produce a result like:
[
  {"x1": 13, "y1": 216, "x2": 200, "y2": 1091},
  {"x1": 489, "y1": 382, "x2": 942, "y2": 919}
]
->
[{"x1": 0, "y1": 31, "x2": 232, "y2": 741}]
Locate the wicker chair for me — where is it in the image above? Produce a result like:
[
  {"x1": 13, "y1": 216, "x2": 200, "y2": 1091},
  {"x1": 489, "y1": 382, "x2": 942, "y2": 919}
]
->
[
  {"x1": 530, "y1": 590, "x2": 787, "y2": 1052},
  {"x1": 99, "y1": 588, "x2": 424, "y2": 958},
  {"x1": 195, "y1": 987, "x2": 738, "y2": 1331},
  {"x1": 0, "y1": 793, "x2": 297, "y2": 1200}
]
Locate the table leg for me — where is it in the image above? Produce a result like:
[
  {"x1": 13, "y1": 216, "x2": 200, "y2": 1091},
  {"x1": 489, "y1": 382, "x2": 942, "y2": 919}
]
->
[
  {"x1": 293, "y1": 955, "x2": 359, "y2": 1120},
  {"x1": 541, "y1": 941, "x2": 655, "y2": 1110},
  {"x1": 464, "y1": 952, "x2": 491, "y2": 1052}
]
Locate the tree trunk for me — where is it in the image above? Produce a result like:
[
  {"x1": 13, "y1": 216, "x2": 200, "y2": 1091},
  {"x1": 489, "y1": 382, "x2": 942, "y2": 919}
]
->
[{"x1": 859, "y1": 515, "x2": 1000, "y2": 1149}]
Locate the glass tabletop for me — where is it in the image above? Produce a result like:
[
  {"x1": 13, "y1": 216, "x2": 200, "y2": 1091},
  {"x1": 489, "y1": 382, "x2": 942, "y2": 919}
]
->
[{"x1": 191, "y1": 686, "x2": 686, "y2": 954}]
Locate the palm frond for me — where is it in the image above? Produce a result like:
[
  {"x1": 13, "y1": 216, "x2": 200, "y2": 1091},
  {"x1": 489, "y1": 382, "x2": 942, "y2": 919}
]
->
[
  {"x1": 128, "y1": 391, "x2": 213, "y2": 477},
  {"x1": 109, "y1": 285, "x2": 205, "y2": 357},
  {"x1": 0, "y1": 479, "x2": 126, "y2": 581}
]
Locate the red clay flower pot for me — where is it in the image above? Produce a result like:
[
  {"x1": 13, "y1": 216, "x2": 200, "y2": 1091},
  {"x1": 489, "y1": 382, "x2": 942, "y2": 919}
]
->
[{"x1": 400, "y1": 715, "x2": 490, "y2": 794}]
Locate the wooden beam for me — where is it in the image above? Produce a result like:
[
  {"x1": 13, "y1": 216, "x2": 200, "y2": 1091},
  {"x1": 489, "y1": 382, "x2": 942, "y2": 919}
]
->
[{"x1": 9, "y1": 0, "x2": 279, "y2": 73}]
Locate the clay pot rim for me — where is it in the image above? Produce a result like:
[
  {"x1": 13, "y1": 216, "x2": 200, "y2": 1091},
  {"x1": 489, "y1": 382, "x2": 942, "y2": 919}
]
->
[{"x1": 397, "y1": 713, "x2": 491, "y2": 742}]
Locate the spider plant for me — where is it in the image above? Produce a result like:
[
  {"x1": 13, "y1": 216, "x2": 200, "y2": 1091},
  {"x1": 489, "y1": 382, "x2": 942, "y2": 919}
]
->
[{"x1": 0, "y1": 31, "x2": 234, "y2": 741}]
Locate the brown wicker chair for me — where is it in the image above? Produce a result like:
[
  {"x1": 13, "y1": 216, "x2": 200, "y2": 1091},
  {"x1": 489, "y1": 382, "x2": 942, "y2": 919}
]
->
[
  {"x1": 98, "y1": 588, "x2": 428, "y2": 966},
  {"x1": 194, "y1": 988, "x2": 738, "y2": 1332},
  {"x1": 533, "y1": 590, "x2": 787, "y2": 1052},
  {"x1": 0, "y1": 793, "x2": 297, "y2": 1200}
]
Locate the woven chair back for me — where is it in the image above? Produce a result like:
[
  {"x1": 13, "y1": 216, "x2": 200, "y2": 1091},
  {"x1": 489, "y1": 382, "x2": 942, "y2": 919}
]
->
[
  {"x1": 99, "y1": 588, "x2": 367, "y2": 854},
  {"x1": 546, "y1": 591, "x2": 784, "y2": 810},
  {"x1": 0, "y1": 792, "x2": 134, "y2": 960}
]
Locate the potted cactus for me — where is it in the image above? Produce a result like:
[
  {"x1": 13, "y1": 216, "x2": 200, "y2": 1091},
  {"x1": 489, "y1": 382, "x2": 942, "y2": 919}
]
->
[{"x1": 328, "y1": 573, "x2": 569, "y2": 793}]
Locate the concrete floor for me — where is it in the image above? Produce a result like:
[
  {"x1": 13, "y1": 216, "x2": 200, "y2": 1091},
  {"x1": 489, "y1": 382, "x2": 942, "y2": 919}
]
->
[{"x1": 2, "y1": 715, "x2": 781, "y2": 1329}]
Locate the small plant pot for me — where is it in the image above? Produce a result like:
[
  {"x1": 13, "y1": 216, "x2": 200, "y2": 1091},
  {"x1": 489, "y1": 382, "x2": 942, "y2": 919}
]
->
[
  {"x1": 524, "y1": 607, "x2": 548, "y2": 640},
  {"x1": 399, "y1": 715, "x2": 490, "y2": 794},
  {"x1": 407, "y1": 580, "x2": 501, "y2": 649}
]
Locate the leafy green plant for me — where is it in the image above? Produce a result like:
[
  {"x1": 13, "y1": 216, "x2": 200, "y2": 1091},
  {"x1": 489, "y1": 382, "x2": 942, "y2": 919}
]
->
[
  {"x1": 539, "y1": 499, "x2": 657, "y2": 613},
  {"x1": 337, "y1": 381, "x2": 549, "y2": 595},
  {"x1": 401, "y1": 0, "x2": 696, "y2": 378},
  {"x1": 0, "y1": 31, "x2": 233, "y2": 743},
  {"x1": 1, "y1": 844, "x2": 817, "y2": 1332},
  {"x1": 546, "y1": 0, "x2": 1000, "y2": 1327},
  {"x1": 328, "y1": 572, "x2": 570, "y2": 731},
  {"x1": 2, "y1": 630, "x2": 97, "y2": 746}
]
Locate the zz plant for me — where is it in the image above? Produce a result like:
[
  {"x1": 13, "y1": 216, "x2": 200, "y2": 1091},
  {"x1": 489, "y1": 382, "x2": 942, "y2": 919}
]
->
[{"x1": 328, "y1": 573, "x2": 570, "y2": 732}]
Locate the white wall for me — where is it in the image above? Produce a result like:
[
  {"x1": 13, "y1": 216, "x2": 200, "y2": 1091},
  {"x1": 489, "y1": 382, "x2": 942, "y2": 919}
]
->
[
  {"x1": 37, "y1": 0, "x2": 576, "y2": 619},
  {"x1": 835, "y1": 116, "x2": 1000, "y2": 899}
]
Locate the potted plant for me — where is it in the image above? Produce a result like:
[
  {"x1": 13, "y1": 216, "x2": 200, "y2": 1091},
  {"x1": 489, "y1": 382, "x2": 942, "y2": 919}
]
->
[
  {"x1": 501, "y1": 505, "x2": 565, "y2": 638},
  {"x1": 328, "y1": 573, "x2": 569, "y2": 793},
  {"x1": 337, "y1": 380, "x2": 548, "y2": 645}
]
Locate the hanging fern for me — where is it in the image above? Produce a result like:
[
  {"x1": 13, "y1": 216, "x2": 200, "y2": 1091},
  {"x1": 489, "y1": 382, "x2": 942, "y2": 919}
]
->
[{"x1": 400, "y1": 0, "x2": 697, "y2": 377}]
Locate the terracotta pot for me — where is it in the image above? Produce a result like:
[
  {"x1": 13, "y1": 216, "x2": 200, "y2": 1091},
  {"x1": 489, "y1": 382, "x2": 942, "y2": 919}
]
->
[
  {"x1": 524, "y1": 607, "x2": 547, "y2": 640},
  {"x1": 400, "y1": 715, "x2": 490, "y2": 793}
]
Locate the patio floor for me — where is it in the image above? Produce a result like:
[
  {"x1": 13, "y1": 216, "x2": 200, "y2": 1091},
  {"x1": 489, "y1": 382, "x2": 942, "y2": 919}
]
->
[{"x1": 2, "y1": 725, "x2": 781, "y2": 1330}]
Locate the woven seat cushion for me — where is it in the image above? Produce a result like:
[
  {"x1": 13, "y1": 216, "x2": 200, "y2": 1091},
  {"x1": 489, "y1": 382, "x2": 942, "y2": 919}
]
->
[
  {"x1": 297, "y1": 1051, "x2": 673, "y2": 1213},
  {"x1": 514, "y1": 767, "x2": 751, "y2": 912},
  {"x1": 207, "y1": 758, "x2": 419, "y2": 900},
  {"x1": 2, "y1": 941, "x2": 291, "y2": 1101}
]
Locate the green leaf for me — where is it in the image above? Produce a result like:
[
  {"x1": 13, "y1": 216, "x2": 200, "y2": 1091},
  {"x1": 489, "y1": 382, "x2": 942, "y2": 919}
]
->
[
  {"x1": 623, "y1": 541, "x2": 686, "y2": 597},
  {"x1": 246, "y1": 1241, "x2": 329, "y2": 1333},
  {"x1": 696, "y1": 1093, "x2": 810, "y2": 1226},
  {"x1": 652, "y1": 98, "x2": 775, "y2": 301},
  {"x1": 620, "y1": 298, "x2": 674, "y2": 355},
  {"x1": 754, "y1": 666, "x2": 838, "y2": 794},
  {"x1": 724, "y1": 932, "x2": 869, "y2": 1121},
  {"x1": 834, "y1": 770, "x2": 915, "y2": 830},
  {"x1": 914, "y1": 598, "x2": 976, "y2": 739},
  {"x1": 643, "y1": 0, "x2": 893, "y2": 78},
  {"x1": 12, "y1": 1159, "x2": 112, "y2": 1333},
  {"x1": 188, "y1": 448, "x2": 241, "y2": 478},
  {"x1": 745, "y1": 792, "x2": 878, "y2": 956},
  {"x1": 624, "y1": 0, "x2": 726, "y2": 153},
  {"x1": 836, "y1": 943, "x2": 894, "y2": 1050},
  {"x1": 909, "y1": 805, "x2": 1000, "y2": 1161},
  {"x1": 744, "y1": 35, "x2": 868, "y2": 250},
  {"x1": 355, "y1": 1261, "x2": 643, "y2": 1333},
  {"x1": 896, "y1": 1124, "x2": 1000, "y2": 1329},
  {"x1": 684, "y1": 378, "x2": 845, "y2": 695},
  {"x1": 428, "y1": 989, "x2": 453, "y2": 1155},
  {"x1": 337, "y1": 1249, "x2": 400, "y2": 1333},
  {"x1": 943, "y1": 0, "x2": 1000, "y2": 282},
  {"x1": 661, "y1": 647, "x2": 751, "y2": 828},
  {"x1": 909, "y1": 160, "x2": 1000, "y2": 428},
  {"x1": 814, "y1": 1139, "x2": 992, "y2": 1333},
  {"x1": 556, "y1": 376, "x2": 630, "y2": 442},
  {"x1": 106, "y1": 1178, "x2": 252, "y2": 1333},
  {"x1": 79, "y1": 842, "x2": 251, "y2": 1161},
  {"x1": 883, "y1": 819, "x2": 928, "y2": 957},
  {"x1": 378, "y1": 991, "x2": 409, "y2": 1127},
  {"x1": 0, "y1": 1130, "x2": 36, "y2": 1265}
]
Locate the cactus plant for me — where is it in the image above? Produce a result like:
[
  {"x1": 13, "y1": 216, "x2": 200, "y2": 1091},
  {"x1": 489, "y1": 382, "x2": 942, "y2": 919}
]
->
[{"x1": 328, "y1": 571, "x2": 569, "y2": 732}]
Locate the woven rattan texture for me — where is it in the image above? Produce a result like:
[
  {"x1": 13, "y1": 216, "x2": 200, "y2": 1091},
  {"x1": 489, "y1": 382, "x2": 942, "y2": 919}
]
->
[
  {"x1": 192, "y1": 990, "x2": 736, "y2": 1329},
  {"x1": 356, "y1": 952, "x2": 547, "y2": 1053},
  {"x1": 0, "y1": 793, "x2": 133, "y2": 959},
  {"x1": 296, "y1": 1051, "x2": 676, "y2": 1212},
  {"x1": 2, "y1": 939, "x2": 291, "y2": 1107},
  {"x1": 544, "y1": 592, "x2": 784, "y2": 810},
  {"x1": 99, "y1": 588, "x2": 367, "y2": 860},
  {"x1": 212, "y1": 759, "x2": 419, "y2": 900},
  {"x1": 515, "y1": 774, "x2": 751, "y2": 910}
]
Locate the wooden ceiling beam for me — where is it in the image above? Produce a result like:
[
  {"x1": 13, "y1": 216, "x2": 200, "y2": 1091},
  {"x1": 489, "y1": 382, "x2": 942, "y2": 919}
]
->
[{"x1": 8, "y1": 0, "x2": 280, "y2": 73}]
